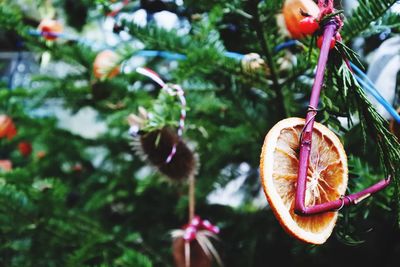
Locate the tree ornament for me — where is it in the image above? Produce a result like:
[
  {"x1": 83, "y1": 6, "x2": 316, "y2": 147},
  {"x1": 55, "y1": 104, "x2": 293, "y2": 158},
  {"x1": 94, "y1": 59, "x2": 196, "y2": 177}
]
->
[
  {"x1": 128, "y1": 68, "x2": 197, "y2": 181},
  {"x1": 0, "y1": 160, "x2": 12, "y2": 172},
  {"x1": 298, "y1": 16, "x2": 319, "y2": 35},
  {"x1": 134, "y1": 126, "x2": 197, "y2": 180},
  {"x1": 241, "y1": 53, "x2": 269, "y2": 74},
  {"x1": 282, "y1": 0, "x2": 320, "y2": 39},
  {"x1": 260, "y1": 5, "x2": 392, "y2": 244},
  {"x1": 0, "y1": 115, "x2": 17, "y2": 140},
  {"x1": 38, "y1": 18, "x2": 63, "y2": 40},
  {"x1": 18, "y1": 141, "x2": 32, "y2": 157},
  {"x1": 171, "y1": 216, "x2": 222, "y2": 267},
  {"x1": 260, "y1": 118, "x2": 348, "y2": 244},
  {"x1": 93, "y1": 50, "x2": 120, "y2": 79},
  {"x1": 172, "y1": 237, "x2": 211, "y2": 267}
]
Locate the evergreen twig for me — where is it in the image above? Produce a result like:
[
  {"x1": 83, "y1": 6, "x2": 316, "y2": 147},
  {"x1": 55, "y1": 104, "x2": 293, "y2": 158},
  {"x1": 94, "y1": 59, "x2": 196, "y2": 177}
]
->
[{"x1": 249, "y1": 0, "x2": 286, "y2": 119}]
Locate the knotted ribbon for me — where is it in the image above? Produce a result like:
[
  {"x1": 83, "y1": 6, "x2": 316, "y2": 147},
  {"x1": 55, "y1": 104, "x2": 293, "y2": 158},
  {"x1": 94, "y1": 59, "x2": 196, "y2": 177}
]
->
[{"x1": 183, "y1": 216, "x2": 220, "y2": 242}]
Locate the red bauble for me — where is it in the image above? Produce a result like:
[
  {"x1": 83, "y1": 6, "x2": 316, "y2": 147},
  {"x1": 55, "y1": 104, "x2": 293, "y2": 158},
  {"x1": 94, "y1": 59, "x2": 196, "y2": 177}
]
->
[
  {"x1": 38, "y1": 19, "x2": 63, "y2": 40},
  {"x1": 282, "y1": 0, "x2": 319, "y2": 39},
  {"x1": 18, "y1": 142, "x2": 33, "y2": 157},
  {"x1": 298, "y1": 17, "x2": 319, "y2": 35},
  {"x1": 0, "y1": 115, "x2": 17, "y2": 140},
  {"x1": 93, "y1": 50, "x2": 120, "y2": 79}
]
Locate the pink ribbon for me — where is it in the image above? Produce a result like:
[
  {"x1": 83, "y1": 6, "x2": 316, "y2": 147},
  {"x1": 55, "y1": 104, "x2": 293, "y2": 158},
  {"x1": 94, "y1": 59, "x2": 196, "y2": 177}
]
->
[
  {"x1": 318, "y1": 0, "x2": 344, "y2": 29},
  {"x1": 135, "y1": 67, "x2": 187, "y2": 164},
  {"x1": 107, "y1": 0, "x2": 130, "y2": 17},
  {"x1": 183, "y1": 216, "x2": 220, "y2": 242}
]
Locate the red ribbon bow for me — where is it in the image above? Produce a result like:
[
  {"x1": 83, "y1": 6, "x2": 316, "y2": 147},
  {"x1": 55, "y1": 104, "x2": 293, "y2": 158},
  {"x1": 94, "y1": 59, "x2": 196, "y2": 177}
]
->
[{"x1": 183, "y1": 216, "x2": 220, "y2": 242}]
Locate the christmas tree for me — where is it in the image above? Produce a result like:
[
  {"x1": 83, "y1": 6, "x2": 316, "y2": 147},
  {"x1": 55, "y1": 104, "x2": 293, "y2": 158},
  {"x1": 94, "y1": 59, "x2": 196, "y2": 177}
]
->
[{"x1": 0, "y1": 0, "x2": 399, "y2": 266}]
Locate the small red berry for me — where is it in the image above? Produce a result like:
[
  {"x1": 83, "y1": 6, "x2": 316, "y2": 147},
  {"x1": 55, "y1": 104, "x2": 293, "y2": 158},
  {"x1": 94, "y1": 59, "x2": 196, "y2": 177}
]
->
[
  {"x1": 18, "y1": 141, "x2": 32, "y2": 157},
  {"x1": 317, "y1": 34, "x2": 337, "y2": 50},
  {"x1": 299, "y1": 17, "x2": 319, "y2": 35}
]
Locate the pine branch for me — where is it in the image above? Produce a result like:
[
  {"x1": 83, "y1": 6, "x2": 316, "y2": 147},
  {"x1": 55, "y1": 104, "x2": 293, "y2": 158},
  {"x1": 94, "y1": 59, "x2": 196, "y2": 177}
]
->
[
  {"x1": 342, "y1": 0, "x2": 397, "y2": 40},
  {"x1": 328, "y1": 61, "x2": 400, "y2": 225},
  {"x1": 249, "y1": 0, "x2": 286, "y2": 119}
]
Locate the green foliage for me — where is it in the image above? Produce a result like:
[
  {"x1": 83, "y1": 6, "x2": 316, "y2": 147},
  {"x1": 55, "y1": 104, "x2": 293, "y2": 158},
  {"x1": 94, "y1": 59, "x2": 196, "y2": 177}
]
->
[
  {"x1": 0, "y1": 0, "x2": 399, "y2": 266},
  {"x1": 342, "y1": 0, "x2": 398, "y2": 40}
]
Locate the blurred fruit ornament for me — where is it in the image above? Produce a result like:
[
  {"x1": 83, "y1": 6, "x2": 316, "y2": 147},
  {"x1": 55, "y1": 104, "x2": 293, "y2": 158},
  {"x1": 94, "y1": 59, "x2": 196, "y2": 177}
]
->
[
  {"x1": 241, "y1": 53, "x2": 269, "y2": 74},
  {"x1": 129, "y1": 107, "x2": 196, "y2": 181},
  {"x1": 389, "y1": 108, "x2": 400, "y2": 140},
  {"x1": 18, "y1": 141, "x2": 32, "y2": 157},
  {"x1": 38, "y1": 18, "x2": 63, "y2": 40},
  {"x1": 128, "y1": 68, "x2": 197, "y2": 181},
  {"x1": 282, "y1": 0, "x2": 319, "y2": 39},
  {"x1": 0, "y1": 115, "x2": 17, "y2": 140},
  {"x1": 93, "y1": 50, "x2": 120, "y2": 79},
  {"x1": 37, "y1": 151, "x2": 46, "y2": 159},
  {"x1": 171, "y1": 216, "x2": 222, "y2": 267},
  {"x1": 0, "y1": 160, "x2": 12, "y2": 172}
]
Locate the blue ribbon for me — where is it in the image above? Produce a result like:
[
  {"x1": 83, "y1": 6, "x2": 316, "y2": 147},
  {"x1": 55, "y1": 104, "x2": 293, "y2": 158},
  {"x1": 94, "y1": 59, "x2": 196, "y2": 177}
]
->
[{"x1": 350, "y1": 62, "x2": 400, "y2": 123}]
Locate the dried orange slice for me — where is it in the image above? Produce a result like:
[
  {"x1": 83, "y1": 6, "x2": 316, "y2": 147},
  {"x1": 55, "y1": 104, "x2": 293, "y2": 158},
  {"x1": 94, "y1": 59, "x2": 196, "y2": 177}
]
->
[{"x1": 260, "y1": 118, "x2": 348, "y2": 244}]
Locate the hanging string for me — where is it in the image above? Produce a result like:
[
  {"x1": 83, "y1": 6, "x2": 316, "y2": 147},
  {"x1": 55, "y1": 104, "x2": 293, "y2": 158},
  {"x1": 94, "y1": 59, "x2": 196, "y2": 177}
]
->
[{"x1": 188, "y1": 174, "x2": 195, "y2": 221}]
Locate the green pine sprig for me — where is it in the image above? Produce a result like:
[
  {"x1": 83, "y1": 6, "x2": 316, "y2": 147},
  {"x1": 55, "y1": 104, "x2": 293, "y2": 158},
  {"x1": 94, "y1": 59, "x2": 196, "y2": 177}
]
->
[
  {"x1": 342, "y1": 0, "x2": 398, "y2": 40},
  {"x1": 326, "y1": 53, "x2": 400, "y2": 225}
]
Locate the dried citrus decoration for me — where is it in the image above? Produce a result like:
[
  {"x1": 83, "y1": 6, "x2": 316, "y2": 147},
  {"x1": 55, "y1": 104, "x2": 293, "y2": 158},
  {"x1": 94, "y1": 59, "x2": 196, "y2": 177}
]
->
[{"x1": 260, "y1": 118, "x2": 348, "y2": 244}]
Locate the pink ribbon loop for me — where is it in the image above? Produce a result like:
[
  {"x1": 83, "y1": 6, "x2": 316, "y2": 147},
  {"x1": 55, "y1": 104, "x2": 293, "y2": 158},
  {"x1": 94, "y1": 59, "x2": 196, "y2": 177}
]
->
[{"x1": 183, "y1": 216, "x2": 220, "y2": 242}]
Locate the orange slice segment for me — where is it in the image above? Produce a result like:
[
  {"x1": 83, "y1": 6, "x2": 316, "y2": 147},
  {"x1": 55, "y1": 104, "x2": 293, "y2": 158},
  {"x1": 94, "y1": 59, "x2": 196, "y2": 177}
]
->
[{"x1": 260, "y1": 118, "x2": 348, "y2": 244}]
